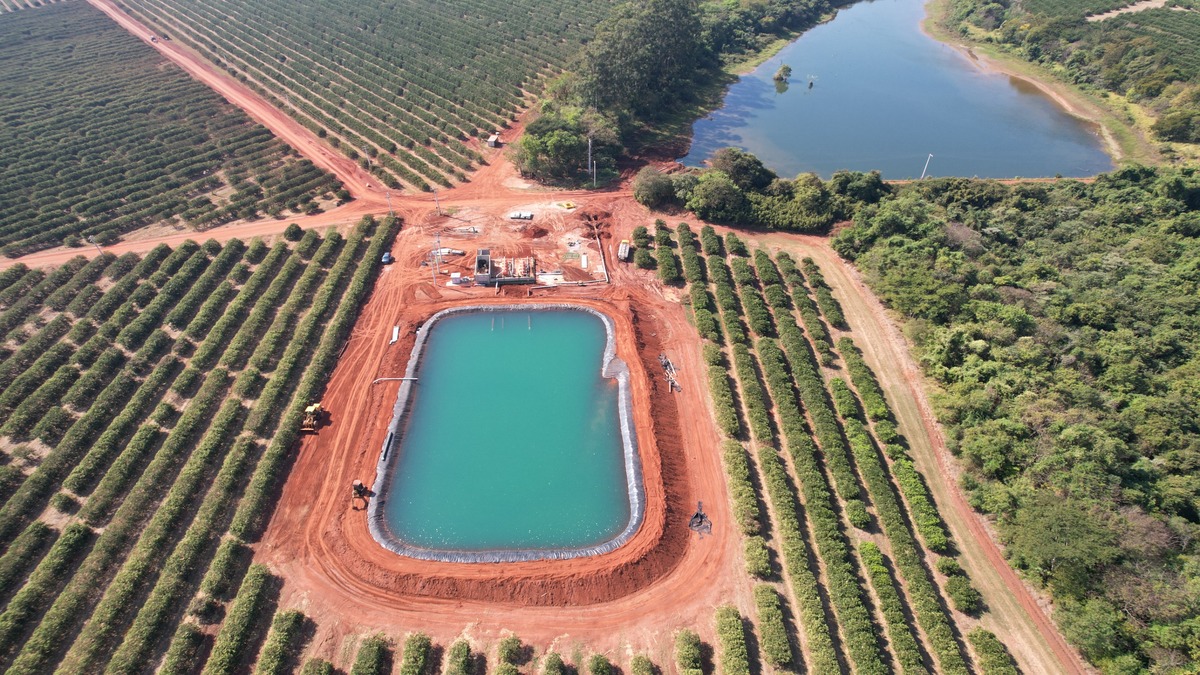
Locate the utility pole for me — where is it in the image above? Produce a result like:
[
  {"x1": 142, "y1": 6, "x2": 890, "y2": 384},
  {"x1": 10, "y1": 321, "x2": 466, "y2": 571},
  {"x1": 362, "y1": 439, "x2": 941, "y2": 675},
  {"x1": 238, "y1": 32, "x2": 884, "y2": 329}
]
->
[
  {"x1": 431, "y1": 232, "x2": 441, "y2": 282},
  {"x1": 86, "y1": 236, "x2": 102, "y2": 255},
  {"x1": 385, "y1": 190, "x2": 394, "y2": 217},
  {"x1": 920, "y1": 153, "x2": 934, "y2": 180},
  {"x1": 432, "y1": 187, "x2": 441, "y2": 216},
  {"x1": 587, "y1": 136, "x2": 595, "y2": 188}
]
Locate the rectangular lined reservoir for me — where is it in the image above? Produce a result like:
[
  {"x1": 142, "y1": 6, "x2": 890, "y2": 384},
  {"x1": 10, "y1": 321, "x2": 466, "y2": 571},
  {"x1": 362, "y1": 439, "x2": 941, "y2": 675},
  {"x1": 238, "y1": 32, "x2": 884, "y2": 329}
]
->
[{"x1": 370, "y1": 306, "x2": 643, "y2": 562}]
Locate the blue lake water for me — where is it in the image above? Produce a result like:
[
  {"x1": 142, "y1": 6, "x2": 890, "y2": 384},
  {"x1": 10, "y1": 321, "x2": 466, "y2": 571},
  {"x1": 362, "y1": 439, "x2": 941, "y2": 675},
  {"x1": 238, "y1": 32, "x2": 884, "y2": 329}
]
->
[
  {"x1": 680, "y1": 0, "x2": 1114, "y2": 179},
  {"x1": 384, "y1": 310, "x2": 630, "y2": 551}
]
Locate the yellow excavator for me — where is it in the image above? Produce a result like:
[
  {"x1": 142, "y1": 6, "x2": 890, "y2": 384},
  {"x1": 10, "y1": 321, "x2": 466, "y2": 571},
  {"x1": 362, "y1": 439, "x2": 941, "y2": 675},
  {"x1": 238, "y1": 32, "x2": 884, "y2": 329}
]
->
[{"x1": 301, "y1": 403, "x2": 324, "y2": 432}]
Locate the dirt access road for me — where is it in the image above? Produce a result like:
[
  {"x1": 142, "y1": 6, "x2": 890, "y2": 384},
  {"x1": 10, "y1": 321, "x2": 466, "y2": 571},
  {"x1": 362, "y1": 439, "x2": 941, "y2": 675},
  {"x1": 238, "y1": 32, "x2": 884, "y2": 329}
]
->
[{"x1": 756, "y1": 231, "x2": 1091, "y2": 675}]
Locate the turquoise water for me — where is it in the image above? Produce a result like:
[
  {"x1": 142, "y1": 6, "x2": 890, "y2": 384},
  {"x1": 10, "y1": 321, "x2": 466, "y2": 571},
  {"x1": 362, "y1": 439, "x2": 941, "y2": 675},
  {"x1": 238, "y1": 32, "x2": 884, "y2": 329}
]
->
[
  {"x1": 384, "y1": 310, "x2": 630, "y2": 551},
  {"x1": 681, "y1": 0, "x2": 1113, "y2": 178}
]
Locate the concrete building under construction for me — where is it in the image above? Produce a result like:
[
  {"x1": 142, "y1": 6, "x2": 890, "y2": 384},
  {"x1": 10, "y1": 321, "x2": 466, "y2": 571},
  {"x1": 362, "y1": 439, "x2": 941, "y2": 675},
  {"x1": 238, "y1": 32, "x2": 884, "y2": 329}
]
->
[{"x1": 474, "y1": 249, "x2": 536, "y2": 286}]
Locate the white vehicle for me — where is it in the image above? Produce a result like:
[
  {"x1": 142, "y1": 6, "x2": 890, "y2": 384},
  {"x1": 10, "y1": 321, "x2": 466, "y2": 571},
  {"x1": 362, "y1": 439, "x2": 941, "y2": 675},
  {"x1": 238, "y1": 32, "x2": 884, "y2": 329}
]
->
[{"x1": 508, "y1": 211, "x2": 534, "y2": 220}]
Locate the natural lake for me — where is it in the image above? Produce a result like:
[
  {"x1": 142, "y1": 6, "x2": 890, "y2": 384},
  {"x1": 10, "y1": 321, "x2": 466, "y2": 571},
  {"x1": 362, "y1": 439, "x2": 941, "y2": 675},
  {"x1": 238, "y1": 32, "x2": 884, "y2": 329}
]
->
[
  {"x1": 680, "y1": 0, "x2": 1114, "y2": 179},
  {"x1": 382, "y1": 310, "x2": 632, "y2": 552}
]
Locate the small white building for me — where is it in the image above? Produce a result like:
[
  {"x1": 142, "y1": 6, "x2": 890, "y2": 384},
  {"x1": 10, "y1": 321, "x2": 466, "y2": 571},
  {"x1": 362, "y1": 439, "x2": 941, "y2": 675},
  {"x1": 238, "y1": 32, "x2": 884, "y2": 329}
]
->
[{"x1": 487, "y1": 134, "x2": 500, "y2": 148}]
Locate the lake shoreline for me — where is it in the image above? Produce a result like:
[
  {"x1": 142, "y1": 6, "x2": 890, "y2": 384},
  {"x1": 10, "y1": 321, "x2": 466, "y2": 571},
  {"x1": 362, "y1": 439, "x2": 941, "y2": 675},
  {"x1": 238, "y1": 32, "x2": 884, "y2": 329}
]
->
[
  {"x1": 677, "y1": 0, "x2": 1118, "y2": 178},
  {"x1": 919, "y1": 0, "x2": 1155, "y2": 166}
]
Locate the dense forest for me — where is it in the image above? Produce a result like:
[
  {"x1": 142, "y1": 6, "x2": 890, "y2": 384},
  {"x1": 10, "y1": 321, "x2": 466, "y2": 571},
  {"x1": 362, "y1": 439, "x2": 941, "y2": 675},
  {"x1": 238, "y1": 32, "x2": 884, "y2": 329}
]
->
[
  {"x1": 833, "y1": 166, "x2": 1200, "y2": 673},
  {"x1": 514, "y1": 0, "x2": 842, "y2": 183},
  {"x1": 943, "y1": 0, "x2": 1200, "y2": 149}
]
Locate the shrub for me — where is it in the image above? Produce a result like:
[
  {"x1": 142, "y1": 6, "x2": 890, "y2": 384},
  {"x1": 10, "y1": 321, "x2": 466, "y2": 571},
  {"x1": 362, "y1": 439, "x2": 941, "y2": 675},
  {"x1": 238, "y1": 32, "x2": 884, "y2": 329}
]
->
[
  {"x1": 231, "y1": 217, "x2": 397, "y2": 541},
  {"x1": 656, "y1": 245, "x2": 681, "y2": 284},
  {"x1": 725, "y1": 232, "x2": 748, "y2": 257},
  {"x1": 752, "y1": 250, "x2": 783, "y2": 287},
  {"x1": 298, "y1": 658, "x2": 333, "y2": 672},
  {"x1": 634, "y1": 247, "x2": 655, "y2": 269},
  {"x1": 675, "y1": 630, "x2": 702, "y2": 672},
  {"x1": 284, "y1": 223, "x2": 304, "y2": 240},
  {"x1": 200, "y1": 565, "x2": 276, "y2": 674},
  {"x1": 845, "y1": 499, "x2": 871, "y2": 529},
  {"x1": 839, "y1": 417, "x2": 971, "y2": 674},
  {"x1": 699, "y1": 226, "x2": 722, "y2": 256},
  {"x1": 631, "y1": 226, "x2": 651, "y2": 249},
  {"x1": 723, "y1": 441, "x2": 761, "y2": 535},
  {"x1": 49, "y1": 493, "x2": 77, "y2": 514},
  {"x1": 630, "y1": 655, "x2": 654, "y2": 675},
  {"x1": 300, "y1": 660, "x2": 336, "y2": 675},
  {"x1": 654, "y1": 221, "x2": 672, "y2": 246},
  {"x1": 936, "y1": 557, "x2": 964, "y2": 577},
  {"x1": 739, "y1": 287, "x2": 773, "y2": 337},
  {"x1": 694, "y1": 308, "x2": 720, "y2": 342},
  {"x1": 497, "y1": 635, "x2": 522, "y2": 664},
  {"x1": 254, "y1": 610, "x2": 307, "y2": 675},
  {"x1": 446, "y1": 640, "x2": 471, "y2": 675},
  {"x1": 245, "y1": 238, "x2": 269, "y2": 263},
  {"x1": 714, "y1": 606, "x2": 750, "y2": 675},
  {"x1": 399, "y1": 632, "x2": 431, "y2": 675},
  {"x1": 708, "y1": 366, "x2": 741, "y2": 438},
  {"x1": 892, "y1": 459, "x2": 950, "y2": 553},
  {"x1": 744, "y1": 536, "x2": 772, "y2": 579},
  {"x1": 588, "y1": 653, "x2": 612, "y2": 675},
  {"x1": 752, "y1": 586, "x2": 792, "y2": 667},
  {"x1": 967, "y1": 629, "x2": 1019, "y2": 675},
  {"x1": 702, "y1": 343, "x2": 723, "y2": 366},
  {"x1": 857, "y1": 543, "x2": 927, "y2": 675},
  {"x1": 830, "y1": 378, "x2": 861, "y2": 420},
  {"x1": 800, "y1": 258, "x2": 845, "y2": 328},
  {"x1": 0, "y1": 522, "x2": 54, "y2": 601},
  {"x1": 836, "y1": 337, "x2": 891, "y2": 422},
  {"x1": 543, "y1": 652, "x2": 567, "y2": 675},
  {"x1": 0, "y1": 523, "x2": 92, "y2": 660},
  {"x1": 725, "y1": 282, "x2": 889, "y2": 675},
  {"x1": 945, "y1": 576, "x2": 983, "y2": 615},
  {"x1": 351, "y1": 635, "x2": 392, "y2": 675},
  {"x1": 160, "y1": 623, "x2": 207, "y2": 675},
  {"x1": 730, "y1": 344, "x2": 773, "y2": 444}
]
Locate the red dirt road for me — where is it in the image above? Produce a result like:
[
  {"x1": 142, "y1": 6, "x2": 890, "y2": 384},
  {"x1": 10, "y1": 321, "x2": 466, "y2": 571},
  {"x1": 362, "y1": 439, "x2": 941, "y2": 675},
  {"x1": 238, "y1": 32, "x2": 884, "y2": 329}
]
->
[{"x1": 86, "y1": 0, "x2": 378, "y2": 200}]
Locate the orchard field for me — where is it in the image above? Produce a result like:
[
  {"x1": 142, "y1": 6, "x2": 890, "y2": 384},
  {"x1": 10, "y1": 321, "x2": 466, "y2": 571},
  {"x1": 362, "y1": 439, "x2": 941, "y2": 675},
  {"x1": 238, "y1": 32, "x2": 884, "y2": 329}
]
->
[
  {"x1": 0, "y1": 217, "x2": 395, "y2": 673},
  {"x1": 0, "y1": 1, "x2": 343, "y2": 258},
  {"x1": 111, "y1": 0, "x2": 617, "y2": 192},
  {"x1": 655, "y1": 222, "x2": 1015, "y2": 675}
]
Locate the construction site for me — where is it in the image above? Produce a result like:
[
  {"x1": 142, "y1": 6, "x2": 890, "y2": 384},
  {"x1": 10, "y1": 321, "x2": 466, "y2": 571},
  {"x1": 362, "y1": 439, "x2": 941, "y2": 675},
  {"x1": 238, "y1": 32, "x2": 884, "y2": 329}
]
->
[
  {"x1": 407, "y1": 202, "x2": 613, "y2": 292},
  {"x1": 254, "y1": 176, "x2": 740, "y2": 659}
]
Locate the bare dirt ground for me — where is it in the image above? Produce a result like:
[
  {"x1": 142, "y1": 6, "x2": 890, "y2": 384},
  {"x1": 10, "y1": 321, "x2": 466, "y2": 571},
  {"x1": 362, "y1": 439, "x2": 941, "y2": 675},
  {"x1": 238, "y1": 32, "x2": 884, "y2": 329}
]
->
[
  {"x1": 12, "y1": 4, "x2": 1090, "y2": 670},
  {"x1": 1087, "y1": 0, "x2": 1168, "y2": 21}
]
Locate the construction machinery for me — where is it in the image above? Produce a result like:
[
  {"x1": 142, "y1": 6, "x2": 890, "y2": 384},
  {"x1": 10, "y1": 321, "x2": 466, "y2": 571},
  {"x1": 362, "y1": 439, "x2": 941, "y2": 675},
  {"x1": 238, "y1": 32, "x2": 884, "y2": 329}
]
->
[
  {"x1": 301, "y1": 403, "x2": 324, "y2": 432},
  {"x1": 351, "y1": 480, "x2": 370, "y2": 510}
]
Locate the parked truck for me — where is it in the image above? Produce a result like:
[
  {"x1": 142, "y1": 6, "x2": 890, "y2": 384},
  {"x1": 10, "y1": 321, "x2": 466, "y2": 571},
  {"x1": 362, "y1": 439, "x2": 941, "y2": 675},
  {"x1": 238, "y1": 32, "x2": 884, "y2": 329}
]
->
[{"x1": 617, "y1": 239, "x2": 631, "y2": 262}]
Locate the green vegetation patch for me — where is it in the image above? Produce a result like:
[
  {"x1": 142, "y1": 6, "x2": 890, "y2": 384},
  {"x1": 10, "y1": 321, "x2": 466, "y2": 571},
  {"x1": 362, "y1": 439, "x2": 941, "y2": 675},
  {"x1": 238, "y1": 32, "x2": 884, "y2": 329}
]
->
[{"x1": 835, "y1": 167, "x2": 1200, "y2": 672}]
